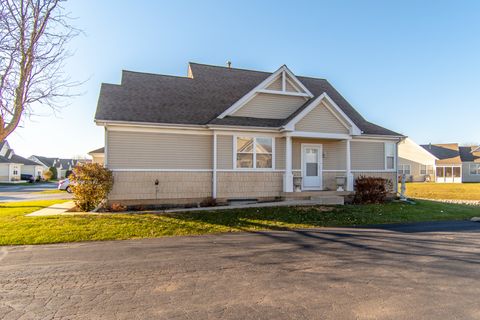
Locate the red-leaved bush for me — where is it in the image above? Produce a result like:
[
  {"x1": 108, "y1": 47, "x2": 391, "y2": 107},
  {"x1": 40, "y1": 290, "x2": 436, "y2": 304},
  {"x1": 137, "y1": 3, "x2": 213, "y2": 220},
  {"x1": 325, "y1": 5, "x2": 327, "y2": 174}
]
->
[{"x1": 354, "y1": 176, "x2": 393, "y2": 204}]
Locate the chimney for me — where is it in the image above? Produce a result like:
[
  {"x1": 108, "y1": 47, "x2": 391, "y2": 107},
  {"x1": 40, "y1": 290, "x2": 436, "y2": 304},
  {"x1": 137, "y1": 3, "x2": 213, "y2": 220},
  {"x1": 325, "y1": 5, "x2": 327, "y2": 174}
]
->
[
  {"x1": 226, "y1": 60, "x2": 232, "y2": 68},
  {"x1": 429, "y1": 143, "x2": 432, "y2": 150}
]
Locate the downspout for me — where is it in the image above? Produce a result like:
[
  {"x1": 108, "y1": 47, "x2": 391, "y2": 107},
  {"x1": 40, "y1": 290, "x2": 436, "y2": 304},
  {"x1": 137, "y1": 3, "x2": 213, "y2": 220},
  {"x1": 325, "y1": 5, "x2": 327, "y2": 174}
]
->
[
  {"x1": 212, "y1": 132, "x2": 217, "y2": 199},
  {"x1": 104, "y1": 126, "x2": 108, "y2": 168}
]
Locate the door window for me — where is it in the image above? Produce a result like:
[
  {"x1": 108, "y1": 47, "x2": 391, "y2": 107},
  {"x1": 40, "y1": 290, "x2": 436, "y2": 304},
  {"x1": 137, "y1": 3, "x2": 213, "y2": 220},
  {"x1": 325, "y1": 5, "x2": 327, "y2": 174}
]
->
[{"x1": 305, "y1": 148, "x2": 318, "y2": 176}]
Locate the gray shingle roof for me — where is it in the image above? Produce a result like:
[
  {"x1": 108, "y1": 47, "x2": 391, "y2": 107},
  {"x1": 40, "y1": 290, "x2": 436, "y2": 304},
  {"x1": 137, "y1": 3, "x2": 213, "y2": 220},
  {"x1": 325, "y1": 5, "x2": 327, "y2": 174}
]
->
[
  {"x1": 420, "y1": 143, "x2": 480, "y2": 163},
  {"x1": 459, "y1": 146, "x2": 480, "y2": 162},
  {"x1": 0, "y1": 153, "x2": 39, "y2": 165},
  {"x1": 31, "y1": 155, "x2": 79, "y2": 169},
  {"x1": 95, "y1": 62, "x2": 401, "y2": 136}
]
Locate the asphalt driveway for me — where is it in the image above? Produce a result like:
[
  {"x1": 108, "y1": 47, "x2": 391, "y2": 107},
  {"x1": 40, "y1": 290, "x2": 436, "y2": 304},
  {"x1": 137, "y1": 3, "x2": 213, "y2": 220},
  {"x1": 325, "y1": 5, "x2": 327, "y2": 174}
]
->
[
  {"x1": 0, "y1": 182, "x2": 71, "y2": 202},
  {"x1": 1, "y1": 221, "x2": 480, "y2": 319}
]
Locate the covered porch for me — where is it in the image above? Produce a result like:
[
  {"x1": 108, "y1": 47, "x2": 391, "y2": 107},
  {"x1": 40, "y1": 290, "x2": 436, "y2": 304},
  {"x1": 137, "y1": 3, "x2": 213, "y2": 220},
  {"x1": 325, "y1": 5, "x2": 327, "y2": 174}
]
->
[{"x1": 282, "y1": 132, "x2": 354, "y2": 194}]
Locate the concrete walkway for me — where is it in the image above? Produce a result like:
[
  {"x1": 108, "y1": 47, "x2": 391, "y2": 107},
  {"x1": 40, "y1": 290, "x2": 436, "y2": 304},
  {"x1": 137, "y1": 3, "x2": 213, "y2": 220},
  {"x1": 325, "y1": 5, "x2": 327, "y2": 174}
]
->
[{"x1": 26, "y1": 201, "x2": 78, "y2": 216}]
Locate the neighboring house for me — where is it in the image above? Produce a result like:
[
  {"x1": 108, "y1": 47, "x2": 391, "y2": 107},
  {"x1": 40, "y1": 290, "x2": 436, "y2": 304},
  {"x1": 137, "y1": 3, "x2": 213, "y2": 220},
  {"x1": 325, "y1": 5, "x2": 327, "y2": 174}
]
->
[
  {"x1": 421, "y1": 143, "x2": 480, "y2": 183},
  {"x1": 88, "y1": 147, "x2": 105, "y2": 165},
  {"x1": 0, "y1": 141, "x2": 45, "y2": 181},
  {"x1": 398, "y1": 138, "x2": 437, "y2": 182},
  {"x1": 399, "y1": 139, "x2": 480, "y2": 183},
  {"x1": 29, "y1": 155, "x2": 81, "y2": 179},
  {"x1": 95, "y1": 62, "x2": 404, "y2": 205}
]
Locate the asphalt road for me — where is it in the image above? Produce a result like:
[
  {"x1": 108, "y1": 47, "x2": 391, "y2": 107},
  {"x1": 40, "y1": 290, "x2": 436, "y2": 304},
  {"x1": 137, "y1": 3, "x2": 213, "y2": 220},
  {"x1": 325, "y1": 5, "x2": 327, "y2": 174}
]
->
[
  {"x1": 0, "y1": 182, "x2": 71, "y2": 202},
  {"x1": 1, "y1": 221, "x2": 480, "y2": 319}
]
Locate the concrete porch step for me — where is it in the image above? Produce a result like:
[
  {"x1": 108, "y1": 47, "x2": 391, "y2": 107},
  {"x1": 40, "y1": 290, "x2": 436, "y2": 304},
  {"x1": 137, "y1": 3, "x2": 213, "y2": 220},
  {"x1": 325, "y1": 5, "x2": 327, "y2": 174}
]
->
[{"x1": 309, "y1": 195, "x2": 344, "y2": 205}]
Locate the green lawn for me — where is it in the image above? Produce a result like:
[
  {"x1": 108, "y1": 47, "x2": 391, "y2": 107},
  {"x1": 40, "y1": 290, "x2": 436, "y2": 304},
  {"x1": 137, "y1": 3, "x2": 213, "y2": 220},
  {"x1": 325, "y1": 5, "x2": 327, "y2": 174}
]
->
[
  {"x1": 1, "y1": 199, "x2": 479, "y2": 246},
  {"x1": 405, "y1": 183, "x2": 480, "y2": 200}
]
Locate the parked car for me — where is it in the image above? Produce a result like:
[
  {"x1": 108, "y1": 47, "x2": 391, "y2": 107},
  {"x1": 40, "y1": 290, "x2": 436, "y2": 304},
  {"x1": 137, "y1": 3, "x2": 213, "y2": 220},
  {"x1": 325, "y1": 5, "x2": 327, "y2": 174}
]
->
[
  {"x1": 58, "y1": 178, "x2": 72, "y2": 193},
  {"x1": 20, "y1": 174, "x2": 35, "y2": 183}
]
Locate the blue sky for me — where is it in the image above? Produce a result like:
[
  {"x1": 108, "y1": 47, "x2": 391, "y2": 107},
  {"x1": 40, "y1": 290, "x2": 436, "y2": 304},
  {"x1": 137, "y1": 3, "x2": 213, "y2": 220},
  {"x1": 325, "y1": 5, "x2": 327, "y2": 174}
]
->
[{"x1": 8, "y1": 0, "x2": 480, "y2": 158}]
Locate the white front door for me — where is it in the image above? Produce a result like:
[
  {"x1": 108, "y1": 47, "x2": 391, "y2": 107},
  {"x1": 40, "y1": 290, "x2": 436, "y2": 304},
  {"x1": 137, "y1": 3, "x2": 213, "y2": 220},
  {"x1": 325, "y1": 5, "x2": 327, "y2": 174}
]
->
[{"x1": 302, "y1": 144, "x2": 322, "y2": 190}]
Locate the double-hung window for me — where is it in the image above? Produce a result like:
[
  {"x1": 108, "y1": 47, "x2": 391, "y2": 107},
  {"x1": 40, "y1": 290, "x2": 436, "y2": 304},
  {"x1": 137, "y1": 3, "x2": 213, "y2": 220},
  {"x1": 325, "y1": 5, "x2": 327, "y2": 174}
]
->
[
  {"x1": 236, "y1": 137, "x2": 273, "y2": 169},
  {"x1": 470, "y1": 163, "x2": 480, "y2": 175},
  {"x1": 398, "y1": 164, "x2": 411, "y2": 175},
  {"x1": 385, "y1": 142, "x2": 395, "y2": 170},
  {"x1": 420, "y1": 165, "x2": 433, "y2": 175}
]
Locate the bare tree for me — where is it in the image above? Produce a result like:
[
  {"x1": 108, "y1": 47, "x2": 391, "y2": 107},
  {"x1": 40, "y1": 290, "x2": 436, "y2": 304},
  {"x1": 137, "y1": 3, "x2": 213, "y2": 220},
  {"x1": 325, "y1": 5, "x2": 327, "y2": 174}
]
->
[{"x1": 0, "y1": 0, "x2": 79, "y2": 141}]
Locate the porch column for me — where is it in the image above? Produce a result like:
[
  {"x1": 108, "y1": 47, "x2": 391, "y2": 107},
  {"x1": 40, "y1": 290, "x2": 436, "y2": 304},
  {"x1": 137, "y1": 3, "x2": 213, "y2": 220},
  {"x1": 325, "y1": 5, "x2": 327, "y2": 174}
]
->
[
  {"x1": 283, "y1": 136, "x2": 293, "y2": 192},
  {"x1": 346, "y1": 139, "x2": 354, "y2": 191}
]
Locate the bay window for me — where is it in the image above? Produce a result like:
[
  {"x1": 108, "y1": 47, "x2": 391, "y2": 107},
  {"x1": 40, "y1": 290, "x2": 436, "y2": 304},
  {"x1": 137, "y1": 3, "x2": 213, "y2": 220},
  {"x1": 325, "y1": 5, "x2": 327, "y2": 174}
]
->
[{"x1": 236, "y1": 136, "x2": 273, "y2": 169}]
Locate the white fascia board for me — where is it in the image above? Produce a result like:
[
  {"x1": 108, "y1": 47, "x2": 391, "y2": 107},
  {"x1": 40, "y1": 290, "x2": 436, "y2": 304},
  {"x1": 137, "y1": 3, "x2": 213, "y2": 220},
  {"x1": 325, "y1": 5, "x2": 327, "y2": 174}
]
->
[
  {"x1": 352, "y1": 135, "x2": 404, "y2": 142},
  {"x1": 95, "y1": 119, "x2": 205, "y2": 129},
  {"x1": 256, "y1": 89, "x2": 310, "y2": 97},
  {"x1": 217, "y1": 65, "x2": 314, "y2": 119},
  {"x1": 206, "y1": 125, "x2": 281, "y2": 134},
  {"x1": 282, "y1": 92, "x2": 362, "y2": 135},
  {"x1": 285, "y1": 131, "x2": 351, "y2": 140}
]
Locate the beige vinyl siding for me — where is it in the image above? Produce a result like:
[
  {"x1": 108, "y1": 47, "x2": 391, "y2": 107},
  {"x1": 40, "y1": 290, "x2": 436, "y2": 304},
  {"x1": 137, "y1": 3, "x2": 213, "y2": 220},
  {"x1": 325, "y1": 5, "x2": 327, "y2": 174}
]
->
[
  {"x1": 107, "y1": 131, "x2": 212, "y2": 169},
  {"x1": 295, "y1": 103, "x2": 349, "y2": 134},
  {"x1": 217, "y1": 135, "x2": 233, "y2": 169},
  {"x1": 217, "y1": 172, "x2": 283, "y2": 199},
  {"x1": 275, "y1": 137, "x2": 286, "y2": 169},
  {"x1": 286, "y1": 80, "x2": 299, "y2": 92},
  {"x1": 232, "y1": 93, "x2": 306, "y2": 119},
  {"x1": 0, "y1": 164, "x2": 9, "y2": 181},
  {"x1": 398, "y1": 157, "x2": 434, "y2": 182},
  {"x1": 351, "y1": 141, "x2": 385, "y2": 170},
  {"x1": 292, "y1": 138, "x2": 347, "y2": 171},
  {"x1": 266, "y1": 77, "x2": 282, "y2": 91},
  {"x1": 462, "y1": 162, "x2": 480, "y2": 182}
]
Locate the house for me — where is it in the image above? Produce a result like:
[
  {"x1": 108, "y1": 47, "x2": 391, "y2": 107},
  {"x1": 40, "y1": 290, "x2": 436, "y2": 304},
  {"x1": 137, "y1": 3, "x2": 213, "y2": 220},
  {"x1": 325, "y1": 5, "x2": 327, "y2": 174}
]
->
[
  {"x1": 94, "y1": 62, "x2": 404, "y2": 206},
  {"x1": 398, "y1": 139, "x2": 480, "y2": 183},
  {"x1": 0, "y1": 141, "x2": 45, "y2": 182},
  {"x1": 422, "y1": 143, "x2": 480, "y2": 183},
  {"x1": 398, "y1": 138, "x2": 437, "y2": 182},
  {"x1": 29, "y1": 155, "x2": 81, "y2": 179},
  {"x1": 88, "y1": 147, "x2": 105, "y2": 165}
]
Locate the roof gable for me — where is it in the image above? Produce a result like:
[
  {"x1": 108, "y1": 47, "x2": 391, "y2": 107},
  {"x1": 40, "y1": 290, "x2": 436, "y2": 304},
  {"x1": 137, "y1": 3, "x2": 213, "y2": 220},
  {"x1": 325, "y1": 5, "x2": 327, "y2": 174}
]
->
[
  {"x1": 95, "y1": 62, "x2": 401, "y2": 136},
  {"x1": 283, "y1": 93, "x2": 361, "y2": 135},
  {"x1": 217, "y1": 65, "x2": 313, "y2": 119}
]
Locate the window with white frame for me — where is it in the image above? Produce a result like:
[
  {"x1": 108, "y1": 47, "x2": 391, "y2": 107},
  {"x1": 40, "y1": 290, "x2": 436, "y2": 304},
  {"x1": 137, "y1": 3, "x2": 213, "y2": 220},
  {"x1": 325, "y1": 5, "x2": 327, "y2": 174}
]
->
[
  {"x1": 470, "y1": 163, "x2": 480, "y2": 175},
  {"x1": 398, "y1": 164, "x2": 411, "y2": 175},
  {"x1": 420, "y1": 164, "x2": 434, "y2": 175},
  {"x1": 385, "y1": 142, "x2": 395, "y2": 170},
  {"x1": 236, "y1": 137, "x2": 273, "y2": 169}
]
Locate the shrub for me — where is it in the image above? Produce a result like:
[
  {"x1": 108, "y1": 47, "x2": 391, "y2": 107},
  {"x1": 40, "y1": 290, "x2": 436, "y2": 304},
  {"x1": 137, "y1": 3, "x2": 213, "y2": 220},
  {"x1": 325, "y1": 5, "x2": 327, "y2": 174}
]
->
[
  {"x1": 70, "y1": 163, "x2": 114, "y2": 212},
  {"x1": 43, "y1": 170, "x2": 53, "y2": 181},
  {"x1": 65, "y1": 170, "x2": 73, "y2": 179},
  {"x1": 49, "y1": 166, "x2": 58, "y2": 180},
  {"x1": 354, "y1": 176, "x2": 393, "y2": 204},
  {"x1": 199, "y1": 197, "x2": 217, "y2": 207},
  {"x1": 110, "y1": 203, "x2": 127, "y2": 212}
]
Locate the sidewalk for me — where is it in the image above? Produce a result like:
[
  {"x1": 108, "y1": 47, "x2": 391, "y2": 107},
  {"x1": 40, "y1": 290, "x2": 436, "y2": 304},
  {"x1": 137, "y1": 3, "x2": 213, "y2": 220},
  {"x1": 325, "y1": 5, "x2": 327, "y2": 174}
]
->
[{"x1": 26, "y1": 201, "x2": 79, "y2": 217}]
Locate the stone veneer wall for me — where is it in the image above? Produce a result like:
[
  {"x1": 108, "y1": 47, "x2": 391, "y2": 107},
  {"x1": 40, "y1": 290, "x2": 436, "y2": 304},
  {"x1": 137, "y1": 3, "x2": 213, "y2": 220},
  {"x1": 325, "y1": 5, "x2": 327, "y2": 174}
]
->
[
  {"x1": 109, "y1": 171, "x2": 212, "y2": 205},
  {"x1": 216, "y1": 172, "x2": 284, "y2": 199}
]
